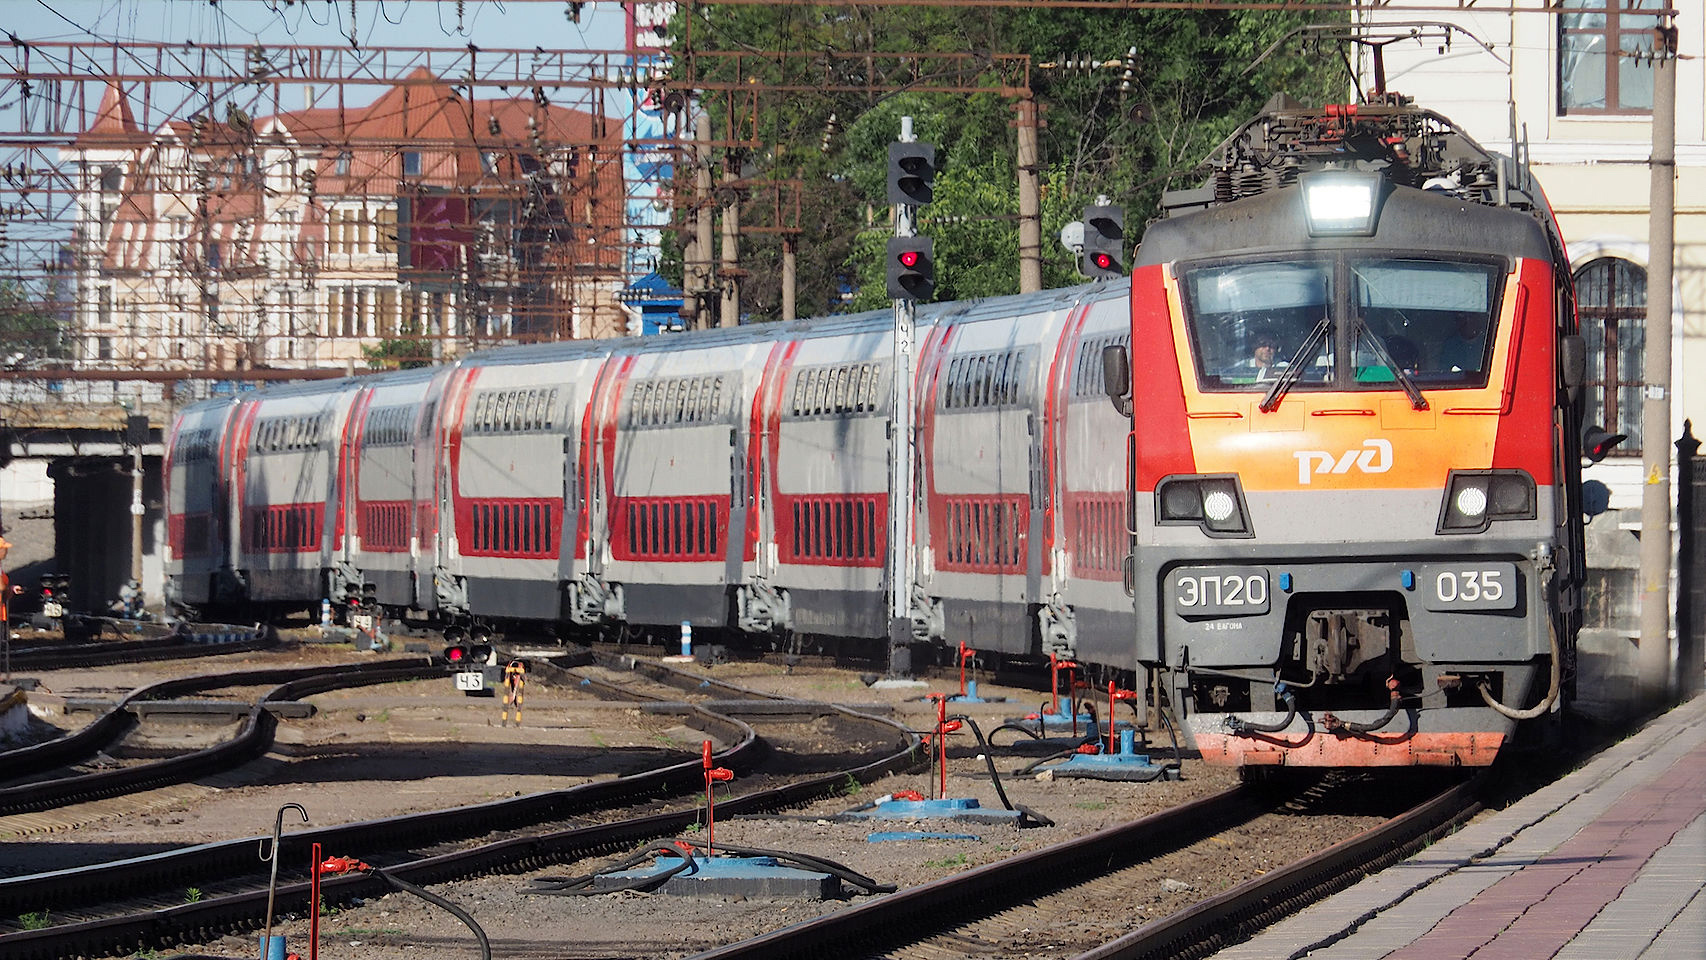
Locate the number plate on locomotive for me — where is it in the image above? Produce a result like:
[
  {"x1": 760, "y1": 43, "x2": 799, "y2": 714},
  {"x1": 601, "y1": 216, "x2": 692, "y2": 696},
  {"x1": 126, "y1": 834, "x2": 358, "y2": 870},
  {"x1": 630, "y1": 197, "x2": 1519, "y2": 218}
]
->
[
  {"x1": 1170, "y1": 568, "x2": 1271, "y2": 617},
  {"x1": 454, "y1": 671, "x2": 486, "y2": 692},
  {"x1": 1421, "y1": 563, "x2": 1518, "y2": 611}
]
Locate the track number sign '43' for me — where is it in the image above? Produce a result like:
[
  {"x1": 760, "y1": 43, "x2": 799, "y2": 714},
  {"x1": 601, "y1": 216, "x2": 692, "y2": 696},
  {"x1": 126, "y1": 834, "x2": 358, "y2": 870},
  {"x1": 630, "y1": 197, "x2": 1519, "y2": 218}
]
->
[{"x1": 1294, "y1": 439, "x2": 1393, "y2": 484}]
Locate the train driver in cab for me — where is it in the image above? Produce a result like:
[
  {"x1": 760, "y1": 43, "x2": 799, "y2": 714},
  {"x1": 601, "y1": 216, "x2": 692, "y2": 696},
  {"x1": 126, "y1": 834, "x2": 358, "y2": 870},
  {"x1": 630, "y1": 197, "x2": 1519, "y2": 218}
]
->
[
  {"x1": 1438, "y1": 312, "x2": 1487, "y2": 373},
  {"x1": 1227, "y1": 330, "x2": 1285, "y2": 380}
]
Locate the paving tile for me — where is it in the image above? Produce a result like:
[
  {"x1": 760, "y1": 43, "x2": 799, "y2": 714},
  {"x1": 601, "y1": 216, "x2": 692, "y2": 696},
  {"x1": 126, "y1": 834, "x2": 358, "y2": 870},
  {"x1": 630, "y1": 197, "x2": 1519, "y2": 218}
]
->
[{"x1": 1206, "y1": 695, "x2": 1706, "y2": 960}]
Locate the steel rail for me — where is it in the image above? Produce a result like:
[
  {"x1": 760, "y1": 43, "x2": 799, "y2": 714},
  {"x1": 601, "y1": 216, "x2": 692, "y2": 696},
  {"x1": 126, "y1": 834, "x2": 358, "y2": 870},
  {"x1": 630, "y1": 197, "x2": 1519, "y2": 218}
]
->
[
  {"x1": 0, "y1": 649, "x2": 360, "y2": 782},
  {"x1": 684, "y1": 776, "x2": 1477, "y2": 960},
  {"x1": 1076, "y1": 778, "x2": 1482, "y2": 959},
  {"x1": 685, "y1": 787, "x2": 1259, "y2": 960},
  {"x1": 0, "y1": 657, "x2": 920, "y2": 960},
  {"x1": 0, "y1": 660, "x2": 440, "y2": 815},
  {"x1": 4, "y1": 622, "x2": 273, "y2": 671},
  {"x1": 0, "y1": 692, "x2": 760, "y2": 928}
]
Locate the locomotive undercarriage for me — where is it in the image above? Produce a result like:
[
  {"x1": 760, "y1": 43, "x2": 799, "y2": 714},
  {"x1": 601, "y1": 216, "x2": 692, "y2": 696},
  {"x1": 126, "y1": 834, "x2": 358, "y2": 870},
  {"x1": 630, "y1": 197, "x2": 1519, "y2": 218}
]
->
[{"x1": 1177, "y1": 589, "x2": 1545, "y2": 767}]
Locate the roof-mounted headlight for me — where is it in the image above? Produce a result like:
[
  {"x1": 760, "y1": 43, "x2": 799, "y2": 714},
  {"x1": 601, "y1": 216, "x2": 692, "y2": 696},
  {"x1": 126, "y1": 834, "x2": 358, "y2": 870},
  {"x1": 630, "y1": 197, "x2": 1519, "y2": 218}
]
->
[{"x1": 1301, "y1": 171, "x2": 1383, "y2": 237}]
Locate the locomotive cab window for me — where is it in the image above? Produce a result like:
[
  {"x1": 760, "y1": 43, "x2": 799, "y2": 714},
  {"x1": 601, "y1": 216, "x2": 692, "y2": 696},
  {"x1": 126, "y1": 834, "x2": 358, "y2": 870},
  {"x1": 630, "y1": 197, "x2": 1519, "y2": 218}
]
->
[
  {"x1": 1180, "y1": 255, "x2": 1502, "y2": 394},
  {"x1": 1182, "y1": 260, "x2": 1334, "y2": 388},
  {"x1": 1350, "y1": 259, "x2": 1502, "y2": 387}
]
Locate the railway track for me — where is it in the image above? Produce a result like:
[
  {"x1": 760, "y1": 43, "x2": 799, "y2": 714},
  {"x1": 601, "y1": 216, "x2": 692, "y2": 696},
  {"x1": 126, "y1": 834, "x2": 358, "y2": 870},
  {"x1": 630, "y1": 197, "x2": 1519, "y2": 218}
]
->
[
  {"x1": 2, "y1": 619, "x2": 273, "y2": 671},
  {"x1": 0, "y1": 651, "x2": 922, "y2": 960},
  {"x1": 0, "y1": 658, "x2": 442, "y2": 814},
  {"x1": 686, "y1": 774, "x2": 1482, "y2": 960}
]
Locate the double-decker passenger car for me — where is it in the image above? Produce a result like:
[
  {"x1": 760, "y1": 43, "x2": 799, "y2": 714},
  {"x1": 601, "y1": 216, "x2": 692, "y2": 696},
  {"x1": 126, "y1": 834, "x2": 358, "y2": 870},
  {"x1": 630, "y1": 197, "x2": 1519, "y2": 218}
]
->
[
  {"x1": 164, "y1": 287, "x2": 1137, "y2": 668},
  {"x1": 1101, "y1": 95, "x2": 1593, "y2": 767}
]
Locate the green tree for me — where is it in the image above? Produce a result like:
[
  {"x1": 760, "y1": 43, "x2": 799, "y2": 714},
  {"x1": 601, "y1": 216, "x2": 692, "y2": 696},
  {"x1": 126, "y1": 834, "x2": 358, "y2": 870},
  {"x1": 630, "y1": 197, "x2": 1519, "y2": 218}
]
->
[
  {"x1": 361, "y1": 337, "x2": 434, "y2": 370},
  {"x1": 0, "y1": 278, "x2": 68, "y2": 363},
  {"x1": 664, "y1": 6, "x2": 1346, "y2": 318}
]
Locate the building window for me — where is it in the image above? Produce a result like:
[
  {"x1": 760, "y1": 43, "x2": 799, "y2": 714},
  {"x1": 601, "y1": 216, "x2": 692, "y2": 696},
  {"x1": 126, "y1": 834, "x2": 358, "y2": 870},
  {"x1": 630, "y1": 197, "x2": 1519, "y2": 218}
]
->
[
  {"x1": 1575, "y1": 257, "x2": 1646, "y2": 454},
  {"x1": 1559, "y1": 0, "x2": 1659, "y2": 115},
  {"x1": 402, "y1": 151, "x2": 421, "y2": 176},
  {"x1": 335, "y1": 151, "x2": 351, "y2": 176}
]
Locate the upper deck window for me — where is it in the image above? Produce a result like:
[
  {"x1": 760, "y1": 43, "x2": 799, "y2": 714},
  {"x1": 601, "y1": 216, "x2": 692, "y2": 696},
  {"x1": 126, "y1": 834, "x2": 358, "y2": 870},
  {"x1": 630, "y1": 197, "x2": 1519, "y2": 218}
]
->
[
  {"x1": 1559, "y1": 0, "x2": 1659, "y2": 116},
  {"x1": 1180, "y1": 256, "x2": 1502, "y2": 394}
]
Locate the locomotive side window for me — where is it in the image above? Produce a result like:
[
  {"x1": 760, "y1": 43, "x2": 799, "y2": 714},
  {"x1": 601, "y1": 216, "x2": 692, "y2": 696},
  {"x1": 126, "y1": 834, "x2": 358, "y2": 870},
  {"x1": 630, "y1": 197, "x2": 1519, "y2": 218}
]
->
[{"x1": 174, "y1": 428, "x2": 217, "y2": 464}]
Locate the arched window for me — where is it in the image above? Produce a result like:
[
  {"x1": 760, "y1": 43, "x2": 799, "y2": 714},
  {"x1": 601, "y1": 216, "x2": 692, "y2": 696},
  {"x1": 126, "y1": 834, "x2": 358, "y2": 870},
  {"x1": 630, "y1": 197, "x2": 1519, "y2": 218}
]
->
[
  {"x1": 1574, "y1": 257, "x2": 1646, "y2": 455},
  {"x1": 1558, "y1": 0, "x2": 1658, "y2": 115}
]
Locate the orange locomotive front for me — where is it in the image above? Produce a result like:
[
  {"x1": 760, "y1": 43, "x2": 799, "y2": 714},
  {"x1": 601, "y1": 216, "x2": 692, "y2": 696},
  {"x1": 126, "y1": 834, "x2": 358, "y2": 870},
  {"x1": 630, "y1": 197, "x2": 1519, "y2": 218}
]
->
[{"x1": 1106, "y1": 98, "x2": 1593, "y2": 768}]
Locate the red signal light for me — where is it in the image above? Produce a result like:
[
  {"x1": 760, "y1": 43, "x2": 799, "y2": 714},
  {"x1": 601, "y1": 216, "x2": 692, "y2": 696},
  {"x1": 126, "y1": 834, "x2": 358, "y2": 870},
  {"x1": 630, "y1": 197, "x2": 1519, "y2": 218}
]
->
[
  {"x1": 445, "y1": 646, "x2": 465, "y2": 662},
  {"x1": 1092, "y1": 252, "x2": 1115, "y2": 271},
  {"x1": 899, "y1": 250, "x2": 920, "y2": 268}
]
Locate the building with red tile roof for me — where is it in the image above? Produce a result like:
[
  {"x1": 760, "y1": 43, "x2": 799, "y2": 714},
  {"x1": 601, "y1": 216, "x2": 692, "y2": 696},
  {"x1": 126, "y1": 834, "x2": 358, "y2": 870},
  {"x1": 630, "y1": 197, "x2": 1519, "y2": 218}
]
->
[{"x1": 64, "y1": 70, "x2": 629, "y2": 372}]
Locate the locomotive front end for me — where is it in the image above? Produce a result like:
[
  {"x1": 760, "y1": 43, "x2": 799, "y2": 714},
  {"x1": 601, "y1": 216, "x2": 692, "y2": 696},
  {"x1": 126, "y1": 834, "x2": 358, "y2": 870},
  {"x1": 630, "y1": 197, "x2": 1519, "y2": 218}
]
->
[{"x1": 1122, "y1": 104, "x2": 1582, "y2": 768}]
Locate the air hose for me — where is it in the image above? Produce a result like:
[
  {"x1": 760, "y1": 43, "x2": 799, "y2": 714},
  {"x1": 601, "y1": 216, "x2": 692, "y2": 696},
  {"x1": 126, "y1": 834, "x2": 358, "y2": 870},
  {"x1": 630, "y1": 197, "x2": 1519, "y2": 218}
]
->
[
  {"x1": 1478, "y1": 615, "x2": 1563, "y2": 721},
  {"x1": 1225, "y1": 682, "x2": 1299, "y2": 735},
  {"x1": 986, "y1": 705, "x2": 1050, "y2": 744},
  {"x1": 1121, "y1": 698, "x2": 1184, "y2": 776},
  {"x1": 523, "y1": 843, "x2": 697, "y2": 895},
  {"x1": 1324, "y1": 677, "x2": 1406, "y2": 734},
  {"x1": 373, "y1": 866, "x2": 492, "y2": 960},
  {"x1": 948, "y1": 714, "x2": 1055, "y2": 827}
]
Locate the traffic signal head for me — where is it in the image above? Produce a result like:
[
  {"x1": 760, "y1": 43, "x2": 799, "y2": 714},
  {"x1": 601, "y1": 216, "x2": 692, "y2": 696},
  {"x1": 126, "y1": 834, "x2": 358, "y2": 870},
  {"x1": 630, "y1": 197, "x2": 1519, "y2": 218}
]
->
[
  {"x1": 887, "y1": 141, "x2": 936, "y2": 206},
  {"x1": 886, "y1": 236, "x2": 935, "y2": 301},
  {"x1": 1080, "y1": 203, "x2": 1125, "y2": 280},
  {"x1": 1581, "y1": 424, "x2": 1628, "y2": 463},
  {"x1": 442, "y1": 643, "x2": 494, "y2": 665}
]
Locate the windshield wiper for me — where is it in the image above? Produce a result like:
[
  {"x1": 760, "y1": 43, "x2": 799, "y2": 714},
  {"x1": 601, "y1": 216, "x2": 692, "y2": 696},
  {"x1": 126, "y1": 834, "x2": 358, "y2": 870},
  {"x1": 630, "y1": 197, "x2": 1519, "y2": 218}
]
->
[
  {"x1": 1355, "y1": 319, "x2": 1429, "y2": 410},
  {"x1": 1259, "y1": 314, "x2": 1331, "y2": 413}
]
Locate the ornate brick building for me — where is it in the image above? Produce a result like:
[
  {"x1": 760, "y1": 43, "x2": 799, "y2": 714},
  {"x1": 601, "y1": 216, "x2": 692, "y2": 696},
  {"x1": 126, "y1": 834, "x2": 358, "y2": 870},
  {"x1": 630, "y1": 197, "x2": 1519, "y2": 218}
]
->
[{"x1": 65, "y1": 69, "x2": 630, "y2": 372}]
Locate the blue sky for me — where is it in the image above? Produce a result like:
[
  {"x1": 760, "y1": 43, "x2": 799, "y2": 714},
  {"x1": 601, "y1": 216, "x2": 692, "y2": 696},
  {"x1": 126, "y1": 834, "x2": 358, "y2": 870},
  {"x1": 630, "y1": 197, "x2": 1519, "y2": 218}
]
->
[{"x1": 11, "y1": 0, "x2": 628, "y2": 52}]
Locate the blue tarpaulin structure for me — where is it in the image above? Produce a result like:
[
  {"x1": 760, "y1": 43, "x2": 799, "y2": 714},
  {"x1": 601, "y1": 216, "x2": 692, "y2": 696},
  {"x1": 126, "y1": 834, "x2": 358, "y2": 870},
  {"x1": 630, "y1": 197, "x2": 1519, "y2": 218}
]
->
[{"x1": 619, "y1": 271, "x2": 687, "y2": 335}]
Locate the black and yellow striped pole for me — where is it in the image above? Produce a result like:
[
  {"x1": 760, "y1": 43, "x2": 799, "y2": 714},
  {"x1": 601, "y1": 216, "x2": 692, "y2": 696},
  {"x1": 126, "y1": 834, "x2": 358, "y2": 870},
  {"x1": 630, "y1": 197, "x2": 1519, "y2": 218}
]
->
[{"x1": 501, "y1": 661, "x2": 526, "y2": 727}]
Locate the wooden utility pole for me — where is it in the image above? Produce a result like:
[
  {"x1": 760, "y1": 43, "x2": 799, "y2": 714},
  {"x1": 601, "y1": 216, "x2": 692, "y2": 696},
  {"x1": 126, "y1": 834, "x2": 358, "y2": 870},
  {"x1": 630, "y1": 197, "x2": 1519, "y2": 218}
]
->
[
  {"x1": 782, "y1": 236, "x2": 797, "y2": 322},
  {"x1": 719, "y1": 155, "x2": 741, "y2": 328},
  {"x1": 693, "y1": 115, "x2": 715, "y2": 330},
  {"x1": 1638, "y1": 14, "x2": 1679, "y2": 704},
  {"x1": 1015, "y1": 97, "x2": 1043, "y2": 293}
]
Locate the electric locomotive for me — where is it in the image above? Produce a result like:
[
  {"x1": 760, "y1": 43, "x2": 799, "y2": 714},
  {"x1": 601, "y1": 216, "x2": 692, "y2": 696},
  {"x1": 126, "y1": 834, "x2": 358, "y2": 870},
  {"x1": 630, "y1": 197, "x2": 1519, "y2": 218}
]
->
[{"x1": 1101, "y1": 94, "x2": 1591, "y2": 767}]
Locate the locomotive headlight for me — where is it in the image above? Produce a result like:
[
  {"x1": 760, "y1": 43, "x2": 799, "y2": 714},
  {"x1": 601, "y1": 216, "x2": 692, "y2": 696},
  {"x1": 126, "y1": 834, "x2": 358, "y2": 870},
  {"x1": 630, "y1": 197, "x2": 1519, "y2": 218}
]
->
[
  {"x1": 1455, "y1": 484, "x2": 1488, "y2": 518},
  {"x1": 1156, "y1": 474, "x2": 1252, "y2": 538},
  {"x1": 1301, "y1": 171, "x2": 1382, "y2": 237},
  {"x1": 1438, "y1": 469, "x2": 1536, "y2": 534},
  {"x1": 1202, "y1": 489, "x2": 1237, "y2": 523}
]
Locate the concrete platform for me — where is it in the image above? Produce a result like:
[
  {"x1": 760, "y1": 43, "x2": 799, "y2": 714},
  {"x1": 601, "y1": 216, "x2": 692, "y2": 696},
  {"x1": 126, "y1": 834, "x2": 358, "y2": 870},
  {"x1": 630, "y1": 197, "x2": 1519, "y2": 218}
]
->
[{"x1": 1208, "y1": 693, "x2": 1706, "y2": 960}]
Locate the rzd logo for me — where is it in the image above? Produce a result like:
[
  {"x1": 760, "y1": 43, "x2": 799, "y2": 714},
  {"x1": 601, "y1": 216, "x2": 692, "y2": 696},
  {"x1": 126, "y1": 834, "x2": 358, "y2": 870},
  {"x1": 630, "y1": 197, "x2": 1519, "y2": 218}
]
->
[{"x1": 1294, "y1": 439, "x2": 1393, "y2": 484}]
